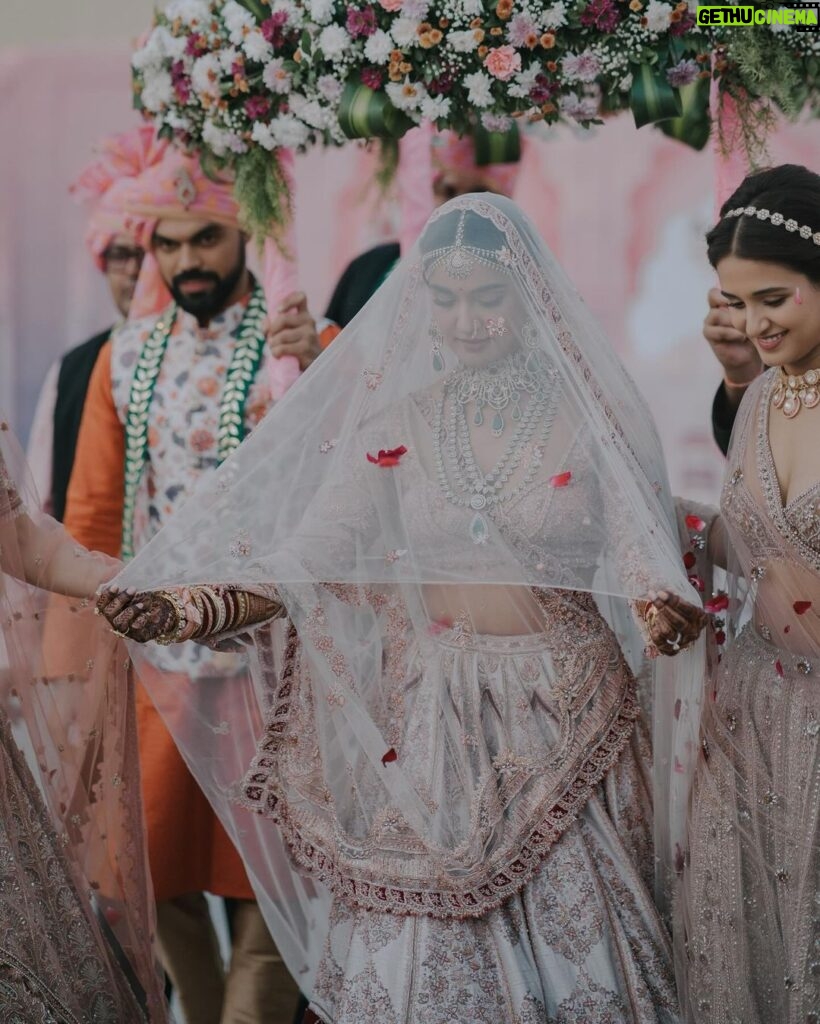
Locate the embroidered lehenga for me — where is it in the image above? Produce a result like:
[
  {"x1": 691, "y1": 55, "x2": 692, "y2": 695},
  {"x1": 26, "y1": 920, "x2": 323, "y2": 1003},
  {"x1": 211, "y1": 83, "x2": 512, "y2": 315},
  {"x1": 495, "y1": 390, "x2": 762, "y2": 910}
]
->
[
  {"x1": 0, "y1": 427, "x2": 165, "y2": 1021},
  {"x1": 682, "y1": 368, "x2": 820, "y2": 1023},
  {"x1": 116, "y1": 196, "x2": 706, "y2": 1023}
]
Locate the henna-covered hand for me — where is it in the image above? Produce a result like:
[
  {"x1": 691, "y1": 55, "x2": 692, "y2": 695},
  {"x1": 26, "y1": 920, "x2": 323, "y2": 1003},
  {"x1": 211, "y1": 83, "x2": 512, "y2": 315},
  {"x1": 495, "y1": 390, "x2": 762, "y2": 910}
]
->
[
  {"x1": 644, "y1": 590, "x2": 709, "y2": 657},
  {"x1": 96, "y1": 585, "x2": 178, "y2": 643}
]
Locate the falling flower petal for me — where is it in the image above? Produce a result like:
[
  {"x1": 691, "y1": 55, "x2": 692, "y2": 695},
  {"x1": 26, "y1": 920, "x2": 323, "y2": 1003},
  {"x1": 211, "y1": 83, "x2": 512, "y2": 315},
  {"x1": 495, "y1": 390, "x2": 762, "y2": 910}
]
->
[
  {"x1": 688, "y1": 574, "x2": 705, "y2": 593},
  {"x1": 674, "y1": 756, "x2": 685, "y2": 774},
  {"x1": 775, "y1": 660, "x2": 784, "y2": 678},
  {"x1": 367, "y1": 445, "x2": 408, "y2": 467},
  {"x1": 705, "y1": 593, "x2": 729, "y2": 613},
  {"x1": 381, "y1": 747, "x2": 398, "y2": 765},
  {"x1": 385, "y1": 548, "x2": 408, "y2": 564},
  {"x1": 784, "y1": 625, "x2": 791, "y2": 634},
  {"x1": 549, "y1": 471, "x2": 572, "y2": 488},
  {"x1": 683, "y1": 551, "x2": 696, "y2": 570},
  {"x1": 428, "y1": 617, "x2": 452, "y2": 636},
  {"x1": 794, "y1": 600, "x2": 813, "y2": 615},
  {"x1": 685, "y1": 514, "x2": 706, "y2": 532},
  {"x1": 674, "y1": 698, "x2": 682, "y2": 720},
  {"x1": 714, "y1": 630, "x2": 726, "y2": 645}
]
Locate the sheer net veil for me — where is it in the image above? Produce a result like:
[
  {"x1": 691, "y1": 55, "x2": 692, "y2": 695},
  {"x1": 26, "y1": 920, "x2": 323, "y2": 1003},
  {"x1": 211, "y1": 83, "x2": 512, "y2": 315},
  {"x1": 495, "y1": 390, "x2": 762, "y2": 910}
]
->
[
  {"x1": 0, "y1": 424, "x2": 164, "y2": 1021},
  {"x1": 117, "y1": 194, "x2": 705, "y2": 988}
]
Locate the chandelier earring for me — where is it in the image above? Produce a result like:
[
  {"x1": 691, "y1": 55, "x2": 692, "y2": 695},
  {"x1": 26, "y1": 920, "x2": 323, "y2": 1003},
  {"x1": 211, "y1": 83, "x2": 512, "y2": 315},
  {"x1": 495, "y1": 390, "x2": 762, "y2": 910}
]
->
[
  {"x1": 521, "y1": 320, "x2": 542, "y2": 373},
  {"x1": 430, "y1": 320, "x2": 445, "y2": 373}
]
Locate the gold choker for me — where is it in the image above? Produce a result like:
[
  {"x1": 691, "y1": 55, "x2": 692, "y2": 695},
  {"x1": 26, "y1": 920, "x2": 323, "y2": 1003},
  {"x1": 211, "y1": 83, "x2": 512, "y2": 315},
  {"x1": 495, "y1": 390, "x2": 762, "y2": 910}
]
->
[{"x1": 772, "y1": 367, "x2": 820, "y2": 418}]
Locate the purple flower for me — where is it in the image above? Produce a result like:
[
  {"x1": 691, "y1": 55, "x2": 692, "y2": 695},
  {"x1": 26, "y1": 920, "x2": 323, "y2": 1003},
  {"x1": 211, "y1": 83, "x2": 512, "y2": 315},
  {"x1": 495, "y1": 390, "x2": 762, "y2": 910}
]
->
[
  {"x1": 360, "y1": 66, "x2": 384, "y2": 89},
  {"x1": 244, "y1": 94, "x2": 271, "y2": 120},
  {"x1": 185, "y1": 32, "x2": 209, "y2": 57},
  {"x1": 506, "y1": 11, "x2": 538, "y2": 45},
  {"x1": 429, "y1": 71, "x2": 455, "y2": 94},
  {"x1": 171, "y1": 60, "x2": 192, "y2": 103},
  {"x1": 401, "y1": 0, "x2": 429, "y2": 18},
  {"x1": 529, "y1": 73, "x2": 557, "y2": 104},
  {"x1": 580, "y1": 0, "x2": 621, "y2": 31},
  {"x1": 666, "y1": 58, "x2": 700, "y2": 88},
  {"x1": 562, "y1": 50, "x2": 602, "y2": 83},
  {"x1": 346, "y1": 6, "x2": 378, "y2": 38},
  {"x1": 262, "y1": 11, "x2": 289, "y2": 47},
  {"x1": 670, "y1": 10, "x2": 696, "y2": 35}
]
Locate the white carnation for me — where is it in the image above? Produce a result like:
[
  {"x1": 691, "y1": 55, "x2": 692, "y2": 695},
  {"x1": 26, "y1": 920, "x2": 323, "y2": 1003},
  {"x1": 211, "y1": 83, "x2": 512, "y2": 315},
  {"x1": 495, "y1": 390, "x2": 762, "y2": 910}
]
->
[
  {"x1": 644, "y1": 0, "x2": 673, "y2": 32},
  {"x1": 202, "y1": 119, "x2": 232, "y2": 156},
  {"x1": 251, "y1": 121, "x2": 277, "y2": 151},
  {"x1": 391, "y1": 17, "x2": 421, "y2": 47},
  {"x1": 306, "y1": 0, "x2": 335, "y2": 24},
  {"x1": 132, "y1": 27, "x2": 168, "y2": 72},
  {"x1": 318, "y1": 24, "x2": 351, "y2": 59},
  {"x1": 507, "y1": 64, "x2": 540, "y2": 99},
  {"x1": 364, "y1": 29, "x2": 394, "y2": 64},
  {"x1": 263, "y1": 57, "x2": 293, "y2": 94},
  {"x1": 289, "y1": 94, "x2": 327, "y2": 128},
  {"x1": 141, "y1": 70, "x2": 174, "y2": 112},
  {"x1": 191, "y1": 53, "x2": 222, "y2": 99},
  {"x1": 447, "y1": 29, "x2": 478, "y2": 52},
  {"x1": 242, "y1": 28, "x2": 273, "y2": 62},
  {"x1": 218, "y1": 46, "x2": 241, "y2": 73},
  {"x1": 464, "y1": 71, "x2": 493, "y2": 108},
  {"x1": 165, "y1": 111, "x2": 193, "y2": 131},
  {"x1": 270, "y1": 114, "x2": 311, "y2": 148},
  {"x1": 541, "y1": 1, "x2": 568, "y2": 28},
  {"x1": 421, "y1": 94, "x2": 451, "y2": 120},
  {"x1": 316, "y1": 74, "x2": 344, "y2": 101},
  {"x1": 221, "y1": 0, "x2": 256, "y2": 43},
  {"x1": 454, "y1": 0, "x2": 483, "y2": 15},
  {"x1": 386, "y1": 79, "x2": 427, "y2": 111},
  {"x1": 165, "y1": 0, "x2": 211, "y2": 25}
]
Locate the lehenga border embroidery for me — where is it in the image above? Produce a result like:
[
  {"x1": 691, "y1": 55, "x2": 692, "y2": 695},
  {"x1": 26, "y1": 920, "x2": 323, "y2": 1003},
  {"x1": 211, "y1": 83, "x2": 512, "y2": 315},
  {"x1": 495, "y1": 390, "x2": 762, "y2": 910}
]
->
[{"x1": 239, "y1": 632, "x2": 640, "y2": 920}]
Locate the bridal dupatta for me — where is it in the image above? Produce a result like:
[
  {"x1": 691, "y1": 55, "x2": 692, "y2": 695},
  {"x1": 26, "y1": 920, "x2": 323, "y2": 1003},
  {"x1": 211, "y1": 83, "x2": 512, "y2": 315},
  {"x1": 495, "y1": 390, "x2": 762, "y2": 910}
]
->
[{"x1": 0, "y1": 422, "x2": 165, "y2": 1021}]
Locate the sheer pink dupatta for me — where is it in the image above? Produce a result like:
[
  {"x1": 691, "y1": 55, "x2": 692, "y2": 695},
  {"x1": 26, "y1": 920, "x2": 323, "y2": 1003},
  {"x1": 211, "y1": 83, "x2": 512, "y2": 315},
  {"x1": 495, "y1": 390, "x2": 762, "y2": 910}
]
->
[{"x1": 0, "y1": 423, "x2": 165, "y2": 1021}]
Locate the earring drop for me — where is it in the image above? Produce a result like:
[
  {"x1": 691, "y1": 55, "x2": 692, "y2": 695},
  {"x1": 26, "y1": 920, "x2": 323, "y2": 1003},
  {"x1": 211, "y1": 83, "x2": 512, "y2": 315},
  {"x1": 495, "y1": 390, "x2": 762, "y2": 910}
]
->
[
  {"x1": 430, "y1": 321, "x2": 444, "y2": 372},
  {"x1": 795, "y1": 287, "x2": 804, "y2": 305}
]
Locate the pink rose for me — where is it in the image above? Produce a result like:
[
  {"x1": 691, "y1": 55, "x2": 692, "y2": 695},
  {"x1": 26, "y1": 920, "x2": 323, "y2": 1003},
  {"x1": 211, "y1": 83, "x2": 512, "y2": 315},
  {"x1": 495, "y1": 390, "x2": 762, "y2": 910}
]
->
[
  {"x1": 483, "y1": 45, "x2": 521, "y2": 81},
  {"x1": 379, "y1": 0, "x2": 403, "y2": 10}
]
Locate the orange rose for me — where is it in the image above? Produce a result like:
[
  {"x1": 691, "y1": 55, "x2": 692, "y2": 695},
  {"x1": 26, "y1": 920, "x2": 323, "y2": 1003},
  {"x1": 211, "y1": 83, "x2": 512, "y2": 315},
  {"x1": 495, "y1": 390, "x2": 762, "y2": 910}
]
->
[
  {"x1": 495, "y1": 0, "x2": 514, "y2": 19},
  {"x1": 540, "y1": 32, "x2": 556, "y2": 48},
  {"x1": 490, "y1": 26, "x2": 503, "y2": 35}
]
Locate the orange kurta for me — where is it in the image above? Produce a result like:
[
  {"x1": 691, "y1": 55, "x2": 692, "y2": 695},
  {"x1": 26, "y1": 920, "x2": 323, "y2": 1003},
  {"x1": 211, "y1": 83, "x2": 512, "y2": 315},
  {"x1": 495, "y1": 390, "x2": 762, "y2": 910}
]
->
[{"x1": 65, "y1": 342, "x2": 254, "y2": 902}]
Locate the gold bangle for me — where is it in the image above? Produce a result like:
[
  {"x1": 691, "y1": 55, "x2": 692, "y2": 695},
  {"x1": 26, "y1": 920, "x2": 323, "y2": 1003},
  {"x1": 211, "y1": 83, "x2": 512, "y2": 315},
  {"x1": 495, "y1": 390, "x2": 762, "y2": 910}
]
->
[{"x1": 155, "y1": 590, "x2": 188, "y2": 646}]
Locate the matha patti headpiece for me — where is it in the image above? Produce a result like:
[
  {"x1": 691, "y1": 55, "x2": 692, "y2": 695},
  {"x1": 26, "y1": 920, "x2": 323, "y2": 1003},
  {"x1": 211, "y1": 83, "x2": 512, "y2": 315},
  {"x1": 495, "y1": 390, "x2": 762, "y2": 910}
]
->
[
  {"x1": 423, "y1": 210, "x2": 514, "y2": 279},
  {"x1": 724, "y1": 205, "x2": 820, "y2": 246}
]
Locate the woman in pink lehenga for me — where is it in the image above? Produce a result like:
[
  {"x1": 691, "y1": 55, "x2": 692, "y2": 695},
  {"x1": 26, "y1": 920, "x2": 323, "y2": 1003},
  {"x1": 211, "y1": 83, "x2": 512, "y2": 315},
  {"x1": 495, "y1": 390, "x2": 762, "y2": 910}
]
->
[
  {"x1": 95, "y1": 196, "x2": 713, "y2": 1024},
  {"x1": 680, "y1": 165, "x2": 820, "y2": 1023},
  {"x1": 0, "y1": 423, "x2": 165, "y2": 1021}
]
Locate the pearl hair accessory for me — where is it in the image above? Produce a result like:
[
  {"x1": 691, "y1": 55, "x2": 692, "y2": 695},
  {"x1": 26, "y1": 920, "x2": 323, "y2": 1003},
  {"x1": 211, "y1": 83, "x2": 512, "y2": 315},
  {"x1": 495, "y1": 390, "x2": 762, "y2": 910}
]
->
[{"x1": 724, "y1": 206, "x2": 820, "y2": 246}]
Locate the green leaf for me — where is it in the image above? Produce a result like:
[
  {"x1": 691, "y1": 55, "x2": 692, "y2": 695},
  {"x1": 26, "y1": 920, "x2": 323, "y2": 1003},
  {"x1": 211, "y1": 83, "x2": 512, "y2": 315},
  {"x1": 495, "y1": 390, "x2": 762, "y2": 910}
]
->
[{"x1": 236, "y1": 0, "x2": 269, "y2": 23}]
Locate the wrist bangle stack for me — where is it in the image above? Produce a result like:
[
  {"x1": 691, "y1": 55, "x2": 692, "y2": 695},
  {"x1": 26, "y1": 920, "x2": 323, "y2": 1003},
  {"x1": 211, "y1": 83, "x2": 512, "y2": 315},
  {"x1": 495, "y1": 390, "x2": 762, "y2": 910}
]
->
[{"x1": 155, "y1": 590, "x2": 188, "y2": 646}]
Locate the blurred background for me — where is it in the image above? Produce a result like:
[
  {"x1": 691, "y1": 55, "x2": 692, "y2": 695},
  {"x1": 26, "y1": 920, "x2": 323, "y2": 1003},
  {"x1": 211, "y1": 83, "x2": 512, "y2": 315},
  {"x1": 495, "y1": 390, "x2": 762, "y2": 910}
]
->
[{"x1": 3, "y1": 0, "x2": 820, "y2": 504}]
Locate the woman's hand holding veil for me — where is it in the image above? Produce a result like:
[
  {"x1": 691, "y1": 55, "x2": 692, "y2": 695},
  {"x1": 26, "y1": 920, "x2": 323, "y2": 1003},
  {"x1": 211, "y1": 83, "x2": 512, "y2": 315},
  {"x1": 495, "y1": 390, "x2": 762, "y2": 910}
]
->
[{"x1": 641, "y1": 591, "x2": 708, "y2": 655}]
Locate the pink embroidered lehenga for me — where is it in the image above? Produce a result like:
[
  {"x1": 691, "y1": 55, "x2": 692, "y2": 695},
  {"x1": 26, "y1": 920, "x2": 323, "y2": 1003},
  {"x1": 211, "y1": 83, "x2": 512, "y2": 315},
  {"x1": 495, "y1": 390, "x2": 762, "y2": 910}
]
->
[
  {"x1": 115, "y1": 196, "x2": 707, "y2": 1023},
  {"x1": 0, "y1": 425, "x2": 165, "y2": 1021},
  {"x1": 681, "y1": 368, "x2": 820, "y2": 1023}
]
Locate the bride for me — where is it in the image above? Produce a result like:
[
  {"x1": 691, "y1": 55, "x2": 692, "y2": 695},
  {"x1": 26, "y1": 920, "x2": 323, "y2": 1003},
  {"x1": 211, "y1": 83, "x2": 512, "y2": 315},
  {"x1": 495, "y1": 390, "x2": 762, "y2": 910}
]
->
[{"x1": 98, "y1": 195, "x2": 706, "y2": 1023}]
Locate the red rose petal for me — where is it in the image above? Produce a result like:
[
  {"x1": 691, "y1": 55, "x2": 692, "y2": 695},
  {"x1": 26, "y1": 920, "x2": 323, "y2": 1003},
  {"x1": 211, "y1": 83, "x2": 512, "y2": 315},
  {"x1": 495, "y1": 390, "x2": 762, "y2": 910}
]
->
[
  {"x1": 775, "y1": 660, "x2": 784, "y2": 678},
  {"x1": 367, "y1": 445, "x2": 408, "y2": 468},
  {"x1": 794, "y1": 601, "x2": 812, "y2": 616},
  {"x1": 549, "y1": 471, "x2": 572, "y2": 488},
  {"x1": 784, "y1": 625, "x2": 791, "y2": 634},
  {"x1": 714, "y1": 630, "x2": 726, "y2": 645},
  {"x1": 683, "y1": 551, "x2": 696, "y2": 570},
  {"x1": 381, "y1": 747, "x2": 398, "y2": 766},
  {"x1": 705, "y1": 593, "x2": 729, "y2": 613},
  {"x1": 685, "y1": 514, "x2": 706, "y2": 532},
  {"x1": 688, "y1": 574, "x2": 705, "y2": 593}
]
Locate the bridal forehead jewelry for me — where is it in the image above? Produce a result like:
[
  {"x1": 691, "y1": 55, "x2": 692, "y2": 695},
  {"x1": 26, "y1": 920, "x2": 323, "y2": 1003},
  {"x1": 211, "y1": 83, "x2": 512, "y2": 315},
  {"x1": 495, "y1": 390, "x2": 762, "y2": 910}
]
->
[
  {"x1": 723, "y1": 206, "x2": 820, "y2": 246},
  {"x1": 424, "y1": 210, "x2": 514, "y2": 280}
]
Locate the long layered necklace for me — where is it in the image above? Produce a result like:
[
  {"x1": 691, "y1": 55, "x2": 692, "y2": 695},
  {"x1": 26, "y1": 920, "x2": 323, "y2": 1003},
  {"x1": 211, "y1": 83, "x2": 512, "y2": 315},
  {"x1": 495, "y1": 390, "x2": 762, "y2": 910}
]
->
[
  {"x1": 121, "y1": 284, "x2": 267, "y2": 560},
  {"x1": 772, "y1": 365, "x2": 820, "y2": 418},
  {"x1": 433, "y1": 352, "x2": 560, "y2": 545}
]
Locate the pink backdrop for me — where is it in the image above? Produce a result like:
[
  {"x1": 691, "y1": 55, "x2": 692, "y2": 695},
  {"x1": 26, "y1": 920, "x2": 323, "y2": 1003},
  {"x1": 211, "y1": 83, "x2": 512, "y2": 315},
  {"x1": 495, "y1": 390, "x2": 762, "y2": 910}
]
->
[{"x1": 4, "y1": 44, "x2": 820, "y2": 503}]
